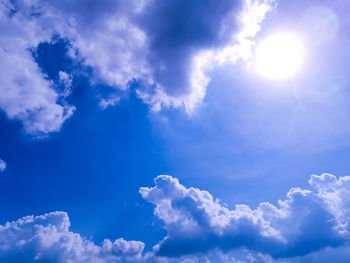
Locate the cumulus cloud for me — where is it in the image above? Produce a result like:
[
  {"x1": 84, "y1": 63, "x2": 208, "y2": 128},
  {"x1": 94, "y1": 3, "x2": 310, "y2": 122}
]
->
[
  {"x1": 0, "y1": 158, "x2": 6, "y2": 172},
  {"x1": 45, "y1": 0, "x2": 152, "y2": 90},
  {"x1": 2, "y1": 174, "x2": 350, "y2": 262},
  {"x1": 140, "y1": 173, "x2": 350, "y2": 260},
  {"x1": 0, "y1": 211, "x2": 144, "y2": 263},
  {"x1": 135, "y1": 0, "x2": 276, "y2": 113},
  {"x1": 42, "y1": 0, "x2": 274, "y2": 113},
  {"x1": 0, "y1": 0, "x2": 275, "y2": 134},
  {"x1": 1, "y1": 0, "x2": 145, "y2": 134},
  {"x1": 0, "y1": 0, "x2": 75, "y2": 135}
]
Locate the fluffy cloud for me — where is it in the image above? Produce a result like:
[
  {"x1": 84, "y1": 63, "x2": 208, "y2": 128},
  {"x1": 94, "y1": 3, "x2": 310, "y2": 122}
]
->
[
  {"x1": 140, "y1": 173, "x2": 350, "y2": 260},
  {"x1": 0, "y1": 0, "x2": 75, "y2": 135},
  {"x1": 41, "y1": 0, "x2": 274, "y2": 113},
  {"x1": 0, "y1": 158, "x2": 6, "y2": 172},
  {"x1": 135, "y1": 0, "x2": 275, "y2": 113},
  {"x1": 0, "y1": 211, "x2": 144, "y2": 263},
  {"x1": 44, "y1": 0, "x2": 152, "y2": 89},
  {"x1": 0, "y1": 0, "x2": 274, "y2": 134},
  {"x1": 2, "y1": 174, "x2": 350, "y2": 262}
]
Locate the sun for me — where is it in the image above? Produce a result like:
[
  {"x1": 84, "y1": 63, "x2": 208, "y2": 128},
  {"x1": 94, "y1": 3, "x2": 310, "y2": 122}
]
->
[{"x1": 254, "y1": 33, "x2": 305, "y2": 80}]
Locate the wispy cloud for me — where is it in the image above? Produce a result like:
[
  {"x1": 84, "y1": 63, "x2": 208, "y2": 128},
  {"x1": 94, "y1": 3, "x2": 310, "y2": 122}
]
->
[{"x1": 0, "y1": 158, "x2": 6, "y2": 172}]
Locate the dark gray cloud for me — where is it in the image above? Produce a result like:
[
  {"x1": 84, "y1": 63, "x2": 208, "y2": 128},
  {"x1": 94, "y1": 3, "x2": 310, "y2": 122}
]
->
[{"x1": 136, "y1": 0, "x2": 243, "y2": 95}]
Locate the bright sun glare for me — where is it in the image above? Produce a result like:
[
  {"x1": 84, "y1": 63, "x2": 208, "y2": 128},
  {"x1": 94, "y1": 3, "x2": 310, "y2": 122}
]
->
[{"x1": 255, "y1": 33, "x2": 305, "y2": 80}]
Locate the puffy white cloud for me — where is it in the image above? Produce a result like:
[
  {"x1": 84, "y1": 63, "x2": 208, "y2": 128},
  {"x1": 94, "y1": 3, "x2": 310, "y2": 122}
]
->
[
  {"x1": 0, "y1": 158, "x2": 6, "y2": 172},
  {"x1": 0, "y1": 0, "x2": 75, "y2": 135},
  {"x1": 140, "y1": 173, "x2": 350, "y2": 259},
  {"x1": 1, "y1": 0, "x2": 144, "y2": 134},
  {"x1": 0, "y1": 0, "x2": 275, "y2": 132},
  {"x1": 2, "y1": 174, "x2": 350, "y2": 263},
  {"x1": 45, "y1": 1, "x2": 152, "y2": 90},
  {"x1": 42, "y1": 0, "x2": 270, "y2": 113},
  {"x1": 0, "y1": 211, "x2": 145, "y2": 263}
]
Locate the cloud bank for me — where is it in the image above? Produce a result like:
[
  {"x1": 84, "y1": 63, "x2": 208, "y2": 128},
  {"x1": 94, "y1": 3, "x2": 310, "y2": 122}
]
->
[
  {"x1": 0, "y1": 211, "x2": 144, "y2": 263},
  {"x1": 140, "y1": 173, "x2": 350, "y2": 260},
  {"x1": 2, "y1": 173, "x2": 350, "y2": 262},
  {"x1": 0, "y1": 0, "x2": 274, "y2": 134}
]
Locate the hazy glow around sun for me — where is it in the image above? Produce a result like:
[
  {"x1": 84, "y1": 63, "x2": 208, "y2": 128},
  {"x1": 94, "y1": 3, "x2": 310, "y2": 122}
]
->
[{"x1": 255, "y1": 33, "x2": 305, "y2": 80}]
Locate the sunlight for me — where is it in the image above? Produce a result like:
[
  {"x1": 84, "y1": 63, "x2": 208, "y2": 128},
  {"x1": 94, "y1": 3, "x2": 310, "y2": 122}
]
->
[{"x1": 255, "y1": 33, "x2": 305, "y2": 80}]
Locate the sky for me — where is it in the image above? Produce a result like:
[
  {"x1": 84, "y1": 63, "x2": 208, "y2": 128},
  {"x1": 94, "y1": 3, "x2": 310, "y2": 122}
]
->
[{"x1": 1, "y1": 0, "x2": 350, "y2": 262}]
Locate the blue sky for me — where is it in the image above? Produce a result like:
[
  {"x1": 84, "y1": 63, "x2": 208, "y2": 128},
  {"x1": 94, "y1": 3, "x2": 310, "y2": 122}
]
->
[{"x1": 1, "y1": 0, "x2": 350, "y2": 262}]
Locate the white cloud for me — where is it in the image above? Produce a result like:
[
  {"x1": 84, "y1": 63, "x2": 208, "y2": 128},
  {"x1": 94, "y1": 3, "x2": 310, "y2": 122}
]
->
[
  {"x1": 1, "y1": 173, "x2": 350, "y2": 262},
  {"x1": 0, "y1": 158, "x2": 6, "y2": 172},
  {"x1": 140, "y1": 173, "x2": 350, "y2": 259},
  {"x1": 36, "y1": 0, "x2": 154, "y2": 107},
  {"x1": 0, "y1": 0, "x2": 275, "y2": 134},
  {"x1": 58, "y1": 71, "x2": 73, "y2": 98},
  {"x1": 0, "y1": 211, "x2": 144, "y2": 262},
  {"x1": 99, "y1": 95, "x2": 120, "y2": 110},
  {"x1": 0, "y1": 1, "x2": 75, "y2": 135}
]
